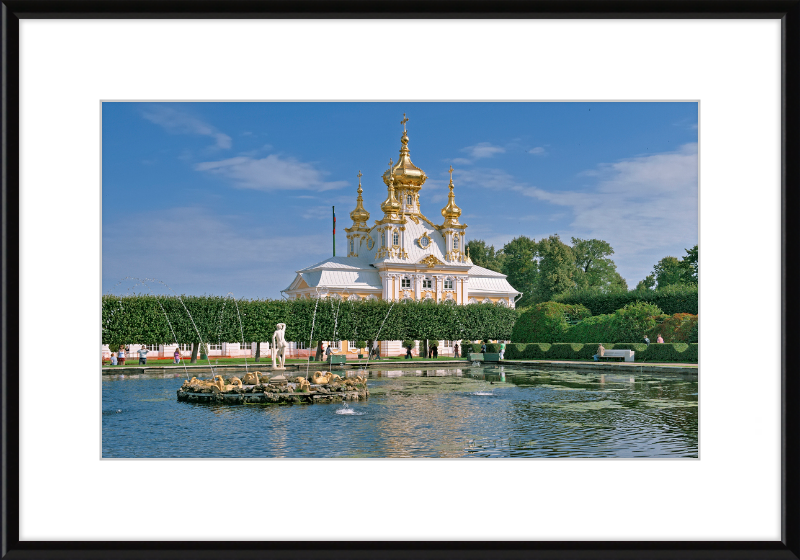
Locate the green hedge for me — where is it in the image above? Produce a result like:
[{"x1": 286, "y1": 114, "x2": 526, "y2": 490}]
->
[
  {"x1": 510, "y1": 302, "x2": 592, "y2": 343},
  {"x1": 505, "y1": 342, "x2": 698, "y2": 363},
  {"x1": 554, "y1": 284, "x2": 698, "y2": 315},
  {"x1": 101, "y1": 296, "x2": 518, "y2": 345}
]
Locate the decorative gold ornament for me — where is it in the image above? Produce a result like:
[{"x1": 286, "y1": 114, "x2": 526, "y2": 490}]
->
[
  {"x1": 366, "y1": 237, "x2": 375, "y2": 250},
  {"x1": 441, "y1": 165, "x2": 462, "y2": 226},
  {"x1": 348, "y1": 170, "x2": 370, "y2": 228},
  {"x1": 382, "y1": 115, "x2": 427, "y2": 192},
  {"x1": 417, "y1": 231, "x2": 432, "y2": 249},
  {"x1": 419, "y1": 255, "x2": 444, "y2": 268}
]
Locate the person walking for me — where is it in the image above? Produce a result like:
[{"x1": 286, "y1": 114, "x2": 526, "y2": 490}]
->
[
  {"x1": 405, "y1": 344, "x2": 413, "y2": 360},
  {"x1": 453, "y1": 343, "x2": 460, "y2": 359},
  {"x1": 432, "y1": 345, "x2": 438, "y2": 359},
  {"x1": 174, "y1": 347, "x2": 181, "y2": 364},
  {"x1": 499, "y1": 341, "x2": 506, "y2": 360},
  {"x1": 325, "y1": 343, "x2": 333, "y2": 361},
  {"x1": 137, "y1": 346, "x2": 149, "y2": 365},
  {"x1": 480, "y1": 342, "x2": 487, "y2": 354},
  {"x1": 643, "y1": 335, "x2": 650, "y2": 347},
  {"x1": 118, "y1": 345, "x2": 126, "y2": 366},
  {"x1": 657, "y1": 333, "x2": 664, "y2": 344},
  {"x1": 373, "y1": 340, "x2": 381, "y2": 360}
]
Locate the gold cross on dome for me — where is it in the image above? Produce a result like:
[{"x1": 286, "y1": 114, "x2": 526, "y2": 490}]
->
[
  {"x1": 449, "y1": 165, "x2": 454, "y2": 181},
  {"x1": 389, "y1": 158, "x2": 393, "y2": 168},
  {"x1": 357, "y1": 170, "x2": 362, "y2": 182},
  {"x1": 401, "y1": 113, "x2": 409, "y2": 132}
]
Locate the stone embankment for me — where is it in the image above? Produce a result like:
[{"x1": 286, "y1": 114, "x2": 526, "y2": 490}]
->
[{"x1": 176, "y1": 373, "x2": 368, "y2": 405}]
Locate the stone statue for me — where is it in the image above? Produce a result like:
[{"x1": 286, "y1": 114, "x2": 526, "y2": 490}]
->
[{"x1": 272, "y1": 323, "x2": 288, "y2": 370}]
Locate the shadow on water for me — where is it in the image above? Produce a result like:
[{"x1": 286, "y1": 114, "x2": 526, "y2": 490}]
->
[{"x1": 102, "y1": 364, "x2": 698, "y2": 459}]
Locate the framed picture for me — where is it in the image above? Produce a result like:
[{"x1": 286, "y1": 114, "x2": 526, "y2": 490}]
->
[{"x1": 3, "y1": 1, "x2": 796, "y2": 558}]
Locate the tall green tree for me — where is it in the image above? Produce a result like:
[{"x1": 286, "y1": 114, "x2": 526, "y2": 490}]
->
[
  {"x1": 466, "y1": 239, "x2": 503, "y2": 272},
  {"x1": 653, "y1": 256, "x2": 685, "y2": 289},
  {"x1": 537, "y1": 234, "x2": 576, "y2": 301},
  {"x1": 635, "y1": 273, "x2": 656, "y2": 292},
  {"x1": 500, "y1": 236, "x2": 538, "y2": 308},
  {"x1": 570, "y1": 237, "x2": 628, "y2": 293},
  {"x1": 680, "y1": 244, "x2": 698, "y2": 284}
]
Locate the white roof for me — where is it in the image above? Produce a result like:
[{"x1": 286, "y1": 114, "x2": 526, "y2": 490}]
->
[{"x1": 285, "y1": 256, "x2": 381, "y2": 292}]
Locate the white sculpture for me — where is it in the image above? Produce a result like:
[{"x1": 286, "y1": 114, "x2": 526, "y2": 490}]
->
[{"x1": 272, "y1": 323, "x2": 288, "y2": 370}]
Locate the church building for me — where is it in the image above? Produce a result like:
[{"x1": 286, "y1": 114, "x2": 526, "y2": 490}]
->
[{"x1": 284, "y1": 117, "x2": 521, "y2": 312}]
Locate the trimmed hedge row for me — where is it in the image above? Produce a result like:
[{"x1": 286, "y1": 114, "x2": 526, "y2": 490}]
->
[
  {"x1": 554, "y1": 284, "x2": 698, "y2": 315},
  {"x1": 504, "y1": 342, "x2": 698, "y2": 363},
  {"x1": 510, "y1": 302, "x2": 592, "y2": 343}
]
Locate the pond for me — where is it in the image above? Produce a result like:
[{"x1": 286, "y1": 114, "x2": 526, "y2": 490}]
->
[{"x1": 102, "y1": 364, "x2": 698, "y2": 458}]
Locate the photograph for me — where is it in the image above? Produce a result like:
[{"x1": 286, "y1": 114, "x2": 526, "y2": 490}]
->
[{"x1": 101, "y1": 102, "x2": 699, "y2": 458}]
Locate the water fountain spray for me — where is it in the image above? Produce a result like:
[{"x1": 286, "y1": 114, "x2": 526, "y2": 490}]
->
[{"x1": 305, "y1": 287, "x2": 328, "y2": 380}]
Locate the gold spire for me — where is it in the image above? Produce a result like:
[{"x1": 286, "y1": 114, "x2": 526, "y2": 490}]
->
[
  {"x1": 380, "y1": 159, "x2": 402, "y2": 216},
  {"x1": 441, "y1": 165, "x2": 462, "y2": 226},
  {"x1": 382, "y1": 114, "x2": 427, "y2": 192},
  {"x1": 349, "y1": 170, "x2": 370, "y2": 228}
]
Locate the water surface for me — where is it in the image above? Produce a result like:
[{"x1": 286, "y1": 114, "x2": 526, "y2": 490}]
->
[{"x1": 102, "y1": 365, "x2": 698, "y2": 458}]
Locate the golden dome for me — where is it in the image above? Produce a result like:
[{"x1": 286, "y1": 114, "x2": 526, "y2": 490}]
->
[
  {"x1": 382, "y1": 114, "x2": 427, "y2": 191},
  {"x1": 441, "y1": 165, "x2": 462, "y2": 225},
  {"x1": 349, "y1": 171, "x2": 370, "y2": 227},
  {"x1": 380, "y1": 164, "x2": 402, "y2": 215}
]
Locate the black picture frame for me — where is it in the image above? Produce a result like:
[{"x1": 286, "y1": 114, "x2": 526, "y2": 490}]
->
[{"x1": 1, "y1": 1, "x2": 797, "y2": 559}]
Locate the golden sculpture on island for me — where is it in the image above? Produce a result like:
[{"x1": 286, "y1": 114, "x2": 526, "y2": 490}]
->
[
  {"x1": 241, "y1": 371, "x2": 261, "y2": 385},
  {"x1": 294, "y1": 376, "x2": 312, "y2": 392}
]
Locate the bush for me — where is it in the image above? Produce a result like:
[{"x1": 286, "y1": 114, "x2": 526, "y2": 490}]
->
[
  {"x1": 428, "y1": 339, "x2": 439, "y2": 347},
  {"x1": 615, "y1": 301, "x2": 663, "y2": 342},
  {"x1": 355, "y1": 340, "x2": 366, "y2": 349},
  {"x1": 402, "y1": 339, "x2": 415, "y2": 349},
  {"x1": 506, "y1": 343, "x2": 551, "y2": 360},
  {"x1": 511, "y1": 302, "x2": 591, "y2": 343},
  {"x1": 648, "y1": 313, "x2": 698, "y2": 343},
  {"x1": 486, "y1": 343, "x2": 500, "y2": 353}
]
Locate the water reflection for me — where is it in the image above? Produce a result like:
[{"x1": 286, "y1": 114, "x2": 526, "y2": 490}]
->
[{"x1": 102, "y1": 365, "x2": 698, "y2": 458}]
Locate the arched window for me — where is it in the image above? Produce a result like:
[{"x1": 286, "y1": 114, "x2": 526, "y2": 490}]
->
[
  {"x1": 393, "y1": 231, "x2": 399, "y2": 246},
  {"x1": 453, "y1": 236, "x2": 459, "y2": 250},
  {"x1": 407, "y1": 194, "x2": 413, "y2": 205},
  {"x1": 381, "y1": 232, "x2": 386, "y2": 247},
  {"x1": 350, "y1": 239, "x2": 354, "y2": 253}
]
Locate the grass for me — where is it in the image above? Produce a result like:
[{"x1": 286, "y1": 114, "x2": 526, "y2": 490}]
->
[{"x1": 102, "y1": 355, "x2": 466, "y2": 367}]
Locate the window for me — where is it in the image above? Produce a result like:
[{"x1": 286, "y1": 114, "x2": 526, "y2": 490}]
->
[
  {"x1": 453, "y1": 236, "x2": 459, "y2": 249},
  {"x1": 348, "y1": 340, "x2": 358, "y2": 350},
  {"x1": 179, "y1": 343, "x2": 193, "y2": 352},
  {"x1": 401, "y1": 277, "x2": 411, "y2": 288},
  {"x1": 444, "y1": 278, "x2": 453, "y2": 289},
  {"x1": 241, "y1": 342, "x2": 252, "y2": 350},
  {"x1": 393, "y1": 231, "x2": 399, "y2": 246},
  {"x1": 381, "y1": 232, "x2": 386, "y2": 246},
  {"x1": 350, "y1": 239, "x2": 354, "y2": 253},
  {"x1": 443, "y1": 340, "x2": 453, "y2": 348},
  {"x1": 407, "y1": 194, "x2": 413, "y2": 205},
  {"x1": 295, "y1": 341, "x2": 307, "y2": 350},
  {"x1": 145, "y1": 344, "x2": 160, "y2": 351},
  {"x1": 423, "y1": 278, "x2": 432, "y2": 289},
  {"x1": 208, "y1": 343, "x2": 222, "y2": 351}
]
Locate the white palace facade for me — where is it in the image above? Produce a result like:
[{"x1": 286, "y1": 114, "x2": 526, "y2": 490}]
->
[{"x1": 282, "y1": 117, "x2": 520, "y2": 356}]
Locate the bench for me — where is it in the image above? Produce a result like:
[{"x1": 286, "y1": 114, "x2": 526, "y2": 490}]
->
[{"x1": 599, "y1": 349, "x2": 635, "y2": 362}]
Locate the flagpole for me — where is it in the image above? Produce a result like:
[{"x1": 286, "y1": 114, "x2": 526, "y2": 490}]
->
[{"x1": 332, "y1": 206, "x2": 336, "y2": 257}]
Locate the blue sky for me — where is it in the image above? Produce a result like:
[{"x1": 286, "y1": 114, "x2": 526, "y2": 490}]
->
[{"x1": 102, "y1": 102, "x2": 698, "y2": 299}]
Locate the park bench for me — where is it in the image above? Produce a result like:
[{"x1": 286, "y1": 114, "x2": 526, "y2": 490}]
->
[{"x1": 600, "y1": 349, "x2": 635, "y2": 362}]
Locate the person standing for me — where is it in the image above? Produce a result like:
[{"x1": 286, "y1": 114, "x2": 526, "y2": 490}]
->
[
  {"x1": 480, "y1": 342, "x2": 487, "y2": 354},
  {"x1": 643, "y1": 335, "x2": 650, "y2": 347},
  {"x1": 405, "y1": 344, "x2": 413, "y2": 360},
  {"x1": 110, "y1": 351, "x2": 118, "y2": 366},
  {"x1": 657, "y1": 334, "x2": 664, "y2": 344},
  {"x1": 174, "y1": 347, "x2": 181, "y2": 364},
  {"x1": 118, "y1": 345, "x2": 126, "y2": 366},
  {"x1": 432, "y1": 345, "x2": 438, "y2": 359},
  {"x1": 325, "y1": 343, "x2": 333, "y2": 361},
  {"x1": 137, "y1": 346, "x2": 149, "y2": 365},
  {"x1": 499, "y1": 341, "x2": 506, "y2": 360},
  {"x1": 453, "y1": 343, "x2": 460, "y2": 359},
  {"x1": 373, "y1": 340, "x2": 381, "y2": 360}
]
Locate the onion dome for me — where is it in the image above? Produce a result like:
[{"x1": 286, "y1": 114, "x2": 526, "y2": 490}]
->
[
  {"x1": 349, "y1": 171, "x2": 370, "y2": 228},
  {"x1": 380, "y1": 163, "x2": 402, "y2": 215},
  {"x1": 441, "y1": 165, "x2": 462, "y2": 226},
  {"x1": 381, "y1": 114, "x2": 427, "y2": 191}
]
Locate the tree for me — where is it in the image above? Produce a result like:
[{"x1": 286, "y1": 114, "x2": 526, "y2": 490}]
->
[
  {"x1": 570, "y1": 237, "x2": 627, "y2": 293},
  {"x1": 466, "y1": 239, "x2": 503, "y2": 272},
  {"x1": 635, "y1": 273, "x2": 656, "y2": 292},
  {"x1": 500, "y1": 236, "x2": 538, "y2": 308},
  {"x1": 537, "y1": 234, "x2": 575, "y2": 301},
  {"x1": 681, "y1": 245, "x2": 698, "y2": 284},
  {"x1": 653, "y1": 256, "x2": 684, "y2": 289}
]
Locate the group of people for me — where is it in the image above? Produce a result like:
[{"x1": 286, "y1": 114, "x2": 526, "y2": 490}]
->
[{"x1": 107, "y1": 345, "x2": 184, "y2": 366}]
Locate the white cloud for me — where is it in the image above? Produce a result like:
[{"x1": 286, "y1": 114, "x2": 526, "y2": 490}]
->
[
  {"x1": 194, "y1": 154, "x2": 349, "y2": 192},
  {"x1": 528, "y1": 147, "x2": 546, "y2": 155},
  {"x1": 103, "y1": 207, "x2": 330, "y2": 299},
  {"x1": 451, "y1": 158, "x2": 472, "y2": 166},
  {"x1": 462, "y1": 142, "x2": 505, "y2": 159},
  {"x1": 141, "y1": 105, "x2": 232, "y2": 150},
  {"x1": 454, "y1": 144, "x2": 698, "y2": 286}
]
